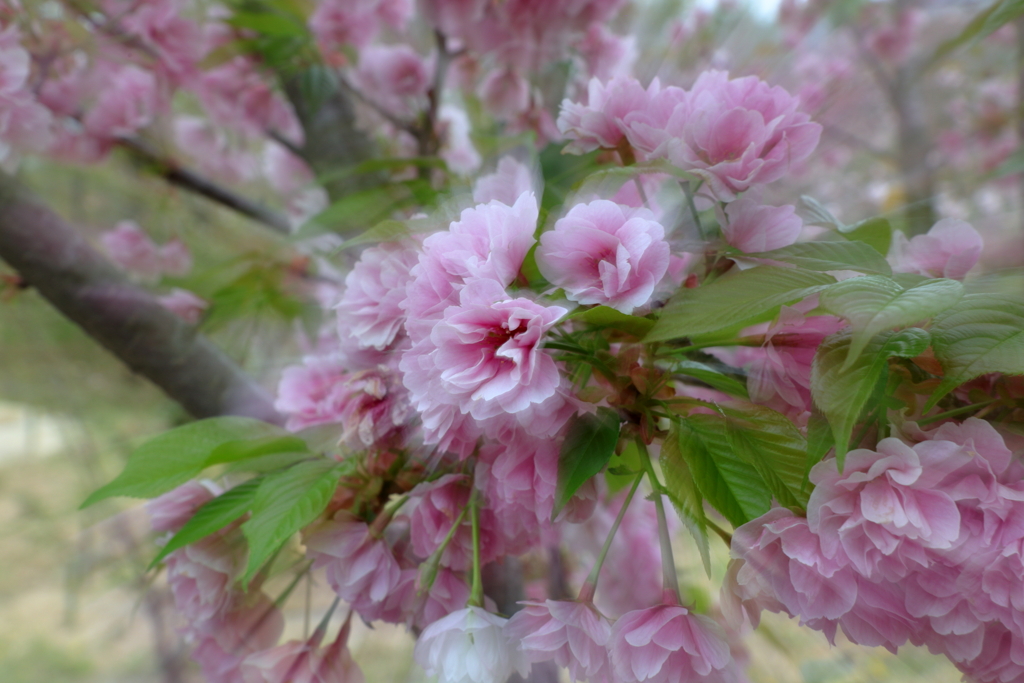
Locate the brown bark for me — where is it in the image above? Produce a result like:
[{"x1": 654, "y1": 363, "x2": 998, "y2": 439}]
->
[{"x1": 0, "y1": 170, "x2": 282, "y2": 423}]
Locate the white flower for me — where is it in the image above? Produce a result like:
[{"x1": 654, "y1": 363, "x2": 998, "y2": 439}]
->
[{"x1": 413, "y1": 606, "x2": 527, "y2": 683}]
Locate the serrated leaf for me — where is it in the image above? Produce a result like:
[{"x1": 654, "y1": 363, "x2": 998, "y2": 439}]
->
[
  {"x1": 805, "y1": 410, "x2": 834, "y2": 483},
  {"x1": 208, "y1": 435, "x2": 309, "y2": 466},
  {"x1": 646, "y1": 267, "x2": 835, "y2": 342},
  {"x1": 724, "y1": 407, "x2": 809, "y2": 511},
  {"x1": 674, "y1": 360, "x2": 749, "y2": 399},
  {"x1": 605, "y1": 440, "x2": 641, "y2": 495},
  {"x1": 819, "y1": 276, "x2": 962, "y2": 369},
  {"x1": 839, "y1": 217, "x2": 892, "y2": 255},
  {"x1": 660, "y1": 422, "x2": 711, "y2": 576},
  {"x1": 572, "y1": 306, "x2": 655, "y2": 337},
  {"x1": 150, "y1": 478, "x2": 262, "y2": 568},
  {"x1": 553, "y1": 408, "x2": 621, "y2": 518},
  {"x1": 744, "y1": 241, "x2": 891, "y2": 276},
  {"x1": 82, "y1": 418, "x2": 298, "y2": 507},
  {"x1": 811, "y1": 328, "x2": 931, "y2": 469},
  {"x1": 675, "y1": 415, "x2": 771, "y2": 528},
  {"x1": 927, "y1": 293, "x2": 1024, "y2": 410},
  {"x1": 228, "y1": 11, "x2": 307, "y2": 37},
  {"x1": 241, "y1": 459, "x2": 344, "y2": 584}
]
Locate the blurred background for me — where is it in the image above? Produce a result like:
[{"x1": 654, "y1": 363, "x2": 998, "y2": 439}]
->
[{"x1": 2, "y1": 0, "x2": 1022, "y2": 680}]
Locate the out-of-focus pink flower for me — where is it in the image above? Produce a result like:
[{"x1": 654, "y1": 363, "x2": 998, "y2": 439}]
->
[
  {"x1": 356, "y1": 45, "x2": 431, "y2": 116},
  {"x1": 147, "y1": 480, "x2": 218, "y2": 533},
  {"x1": 409, "y1": 474, "x2": 503, "y2": 570},
  {"x1": 608, "y1": 604, "x2": 735, "y2": 683},
  {"x1": 413, "y1": 567, "x2": 471, "y2": 630},
  {"x1": 101, "y1": 221, "x2": 190, "y2": 280},
  {"x1": 472, "y1": 157, "x2": 535, "y2": 206},
  {"x1": 479, "y1": 435, "x2": 558, "y2": 550},
  {"x1": 0, "y1": 92, "x2": 54, "y2": 152},
  {"x1": 192, "y1": 593, "x2": 285, "y2": 676},
  {"x1": 808, "y1": 438, "x2": 965, "y2": 581},
  {"x1": 165, "y1": 534, "x2": 242, "y2": 625},
  {"x1": 157, "y1": 288, "x2": 209, "y2": 324},
  {"x1": 505, "y1": 600, "x2": 612, "y2": 683},
  {"x1": 310, "y1": 0, "x2": 412, "y2": 53},
  {"x1": 119, "y1": 0, "x2": 205, "y2": 81},
  {"x1": 720, "y1": 198, "x2": 802, "y2": 253},
  {"x1": 558, "y1": 76, "x2": 660, "y2": 155},
  {"x1": 175, "y1": 116, "x2": 257, "y2": 185},
  {"x1": 864, "y1": 9, "x2": 921, "y2": 66},
  {"x1": 0, "y1": 26, "x2": 30, "y2": 96},
  {"x1": 414, "y1": 606, "x2": 528, "y2": 683},
  {"x1": 84, "y1": 65, "x2": 160, "y2": 140},
  {"x1": 537, "y1": 199, "x2": 669, "y2": 313},
  {"x1": 304, "y1": 512, "x2": 404, "y2": 613},
  {"x1": 576, "y1": 24, "x2": 635, "y2": 81},
  {"x1": 888, "y1": 218, "x2": 983, "y2": 281},
  {"x1": 336, "y1": 242, "x2": 419, "y2": 350},
  {"x1": 478, "y1": 68, "x2": 531, "y2": 118},
  {"x1": 240, "y1": 623, "x2": 365, "y2": 683},
  {"x1": 198, "y1": 57, "x2": 303, "y2": 144},
  {"x1": 439, "y1": 105, "x2": 481, "y2": 175}
]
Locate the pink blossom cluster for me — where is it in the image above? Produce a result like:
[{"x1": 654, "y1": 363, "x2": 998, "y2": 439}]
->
[
  {"x1": 100, "y1": 221, "x2": 192, "y2": 281},
  {"x1": 727, "y1": 419, "x2": 1024, "y2": 682},
  {"x1": 559, "y1": 71, "x2": 822, "y2": 201}
]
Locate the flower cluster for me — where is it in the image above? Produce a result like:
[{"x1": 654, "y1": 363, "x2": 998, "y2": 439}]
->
[{"x1": 728, "y1": 419, "x2": 1024, "y2": 682}]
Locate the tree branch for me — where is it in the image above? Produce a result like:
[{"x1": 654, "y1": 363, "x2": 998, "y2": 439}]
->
[
  {"x1": 0, "y1": 170, "x2": 283, "y2": 424},
  {"x1": 117, "y1": 137, "x2": 292, "y2": 236}
]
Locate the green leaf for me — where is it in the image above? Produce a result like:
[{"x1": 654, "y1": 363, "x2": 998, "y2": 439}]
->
[
  {"x1": 572, "y1": 306, "x2": 655, "y2": 337},
  {"x1": 674, "y1": 360, "x2": 749, "y2": 399},
  {"x1": 840, "y1": 217, "x2": 892, "y2": 255},
  {"x1": 645, "y1": 267, "x2": 835, "y2": 342},
  {"x1": 228, "y1": 11, "x2": 307, "y2": 37},
  {"x1": 150, "y1": 478, "x2": 262, "y2": 568},
  {"x1": 241, "y1": 459, "x2": 344, "y2": 584},
  {"x1": 934, "y1": 0, "x2": 1024, "y2": 60},
  {"x1": 927, "y1": 293, "x2": 1024, "y2": 410},
  {"x1": 805, "y1": 410, "x2": 835, "y2": 482},
  {"x1": 675, "y1": 415, "x2": 772, "y2": 528},
  {"x1": 811, "y1": 328, "x2": 931, "y2": 469},
  {"x1": 605, "y1": 440, "x2": 641, "y2": 495},
  {"x1": 798, "y1": 195, "x2": 841, "y2": 229},
  {"x1": 553, "y1": 408, "x2": 621, "y2": 518},
  {"x1": 660, "y1": 422, "x2": 711, "y2": 576},
  {"x1": 82, "y1": 418, "x2": 299, "y2": 507},
  {"x1": 819, "y1": 276, "x2": 962, "y2": 369},
  {"x1": 724, "y1": 407, "x2": 809, "y2": 511},
  {"x1": 744, "y1": 241, "x2": 891, "y2": 276}
]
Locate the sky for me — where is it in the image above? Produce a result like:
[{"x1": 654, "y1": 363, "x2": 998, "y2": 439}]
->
[{"x1": 694, "y1": 0, "x2": 784, "y2": 20}]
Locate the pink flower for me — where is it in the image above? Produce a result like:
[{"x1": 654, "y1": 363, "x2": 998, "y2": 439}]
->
[
  {"x1": 404, "y1": 278, "x2": 566, "y2": 429},
  {"x1": 807, "y1": 438, "x2": 966, "y2": 581},
  {"x1": 413, "y1": 606, "x2": 528, "y2": 683},
  {"x1": 888, "y1": 218, "x2": 983, "y2": 280},
  {"x1": 608, "y1": 605, "x2": 735, "y2": 683},
  {"x1": 727, "y1": 508, "x2": 859, "y2": 627},
  {"x1": 505, "y1": 600, "x2": 613, "y2": 683},
  {"x1": 165, "y1": 534, "x2": 243, "y2": 624},
  {"x1": 147, "y1": 480, "x2": 218, "y2": 533},
  {"x1": 576, "y1": 25, "x2": 636, "y2": 81},
  {"x1": 304, "y1": 512, "x2": 404, "y2": 614},
  {"x1": 719, "y1": 198, "x2": 802, "y2": 252},
  {"x1": 0, "y1": 26, "x2": 30, "y2": 96},
  {"x1": 310, "y1": 0, "x2": 411, "y2": 52},
  {"x1": 100, "y1": 221, "x2": 191, "y2": 280},
  {"x1": 84, "y1": 65, "x2": 160, "y2": 140},
  {"x1": 240, "y1": 627, "x2": 365, "y2": 683},
  {"x1": 637, "y1": 71, "x2": 821, "y2": 202},
  {"x1": 404, "y1": 191, "x2": 538, "y2": 331},
  {"x1": 356, "y1": 45, "x2": 430, "y2": 116},
  {"x1": 413, "y1": 567, "x2": 472, "y2": 629},
  {"x1": 157, "y1": 288, "x2": 209, "y2": 324},
  {"x1": 192, "y1": 593, "x2": 285, "y2": 680},
  {"x1": 479, "y1": 435, "x2": 558, "y2": 551},
  {"x1": 478, "y1": 68, "x2": 530, "y2": 118},
  {"x1": 472, "y1": 157, "x2": 535, "y2": 206},
  {"x1": 537, "y1": 200, "x2": 669, "y2": 313},
  {"x1": 336, "y1": 242, "x2": 419, "y2": 350},
  {"x1": 558, "y1": 76, "x2": 660, "y2": 155},
  {"x1": 439, "y1": 105, "x2": 481, "y2": 175},
  {"x1": 409, "y1": 474, "x2": 502, "y2": 570}
]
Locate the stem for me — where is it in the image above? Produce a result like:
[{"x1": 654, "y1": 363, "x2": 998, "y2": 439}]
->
[
  {"x1": 635, "y1": 436, "x2": 683, "y2": 605},
  {"x1": 368, "y1": 494, "x2": 410, "y2": 538},
  {"x1": 579, "y1": 472, "x2": 644, "y2": 603},
  {"x1": 418, "y1": 503, "x2": 470, "y2": 593},
  {"x1": 468, "y1": 488, "x2": 484, "y2": 608},
  {"x1": 681, "y1": 180, "x2": 705, "y2": 240},
  {"x1": 917, "y1": 398, "x2": 1001, "y2": 427},
  {"x1": 633, "y1": 177, "x2": 652, "y2": 210},
  {"x1": 311, "y1": 595, "x2": 342, "y2": 644}
]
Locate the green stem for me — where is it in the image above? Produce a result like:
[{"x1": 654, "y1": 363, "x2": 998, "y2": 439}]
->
[
  {"x1": 468, "y1": 488, "x2": 484, "y2": 608},
  {"x1": 682, "y1": 180, "x2": 706, "y2": 240},
  {"x1": 368, "y1": 493, "x2": 410, "y2": 538},
  {"x1": 633, "y1": 177, "x2": 652, "y2": 210},
  {"x1": 635, "y1": 435, "x2": 683, "y2": 605},
  {"x1": 418, "y1": 504, "x2": 470, "y2": 593},
  {"x1": 917, "y1": 398, "x2": 1001, "y2": 426},
  {"x1": 579, "y1": 472, "x2": 644, "y2": 603}
]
